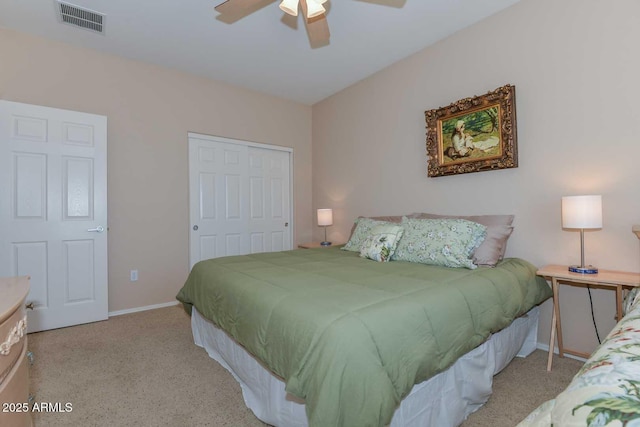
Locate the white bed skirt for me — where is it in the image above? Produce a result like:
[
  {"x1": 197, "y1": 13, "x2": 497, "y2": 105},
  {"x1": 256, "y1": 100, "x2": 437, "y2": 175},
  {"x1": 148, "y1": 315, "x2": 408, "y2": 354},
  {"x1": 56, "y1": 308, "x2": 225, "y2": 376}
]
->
[{"x1": 192, "y1": 306, "x2": 540, "y2": 427}]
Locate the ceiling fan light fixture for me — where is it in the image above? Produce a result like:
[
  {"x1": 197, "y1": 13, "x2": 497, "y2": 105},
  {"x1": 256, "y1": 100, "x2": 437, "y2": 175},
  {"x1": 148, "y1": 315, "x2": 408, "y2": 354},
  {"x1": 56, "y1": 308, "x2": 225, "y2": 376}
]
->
[
  {"x1": 305, "y1": 0, "x2": 325, "y2": 18},
  {"x1": 311, "y1": 0, "x2": 328, "y2": 4},
  {"x1": 279, "y1": 0, "x2": 299, "y2": 16}
]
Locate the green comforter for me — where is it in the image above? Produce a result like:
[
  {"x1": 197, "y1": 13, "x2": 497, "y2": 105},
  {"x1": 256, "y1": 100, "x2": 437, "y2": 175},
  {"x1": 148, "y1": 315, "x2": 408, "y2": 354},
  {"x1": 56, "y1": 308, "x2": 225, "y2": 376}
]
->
[{"x1": 176, "y1": 247, "x2": 551, "y2": 427}]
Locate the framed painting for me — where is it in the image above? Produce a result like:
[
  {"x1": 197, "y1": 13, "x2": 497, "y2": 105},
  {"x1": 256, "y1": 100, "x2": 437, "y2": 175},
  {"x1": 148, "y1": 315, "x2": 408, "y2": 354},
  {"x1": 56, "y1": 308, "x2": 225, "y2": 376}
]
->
[{"x1": 425, "y1": 84, "x2": 517, "y2": 177}]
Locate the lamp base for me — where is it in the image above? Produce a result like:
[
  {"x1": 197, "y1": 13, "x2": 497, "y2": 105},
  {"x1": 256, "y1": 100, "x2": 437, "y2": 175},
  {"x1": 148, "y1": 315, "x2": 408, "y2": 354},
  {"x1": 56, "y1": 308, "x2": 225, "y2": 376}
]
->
[
  {"x1": 568, "y1": 265, "x2": 598, "y2": 274},
  {"x1": 320, "y1": 241, "x2": 332, "y2": 246}
]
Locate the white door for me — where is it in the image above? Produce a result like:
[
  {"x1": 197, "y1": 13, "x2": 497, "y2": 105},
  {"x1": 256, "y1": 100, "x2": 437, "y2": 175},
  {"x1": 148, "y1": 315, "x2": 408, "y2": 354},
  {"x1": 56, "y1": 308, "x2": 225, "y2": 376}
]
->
[
  {"x1": 188, "y1": 133, "x2": 292, "y2": 268},
  {"x1": 247, "y1": 146, "x2": 291, "y2": 254},
  {"x1": 0, "y1": 101, "x2": 108, "y2": 332}
]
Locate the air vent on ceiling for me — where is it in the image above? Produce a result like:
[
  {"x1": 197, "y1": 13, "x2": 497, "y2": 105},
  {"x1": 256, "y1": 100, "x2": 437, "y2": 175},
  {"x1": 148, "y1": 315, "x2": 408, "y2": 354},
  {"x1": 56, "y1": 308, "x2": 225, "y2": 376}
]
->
[{"x1": 56, "y1": 1, "x2": 105, "y2": 34}]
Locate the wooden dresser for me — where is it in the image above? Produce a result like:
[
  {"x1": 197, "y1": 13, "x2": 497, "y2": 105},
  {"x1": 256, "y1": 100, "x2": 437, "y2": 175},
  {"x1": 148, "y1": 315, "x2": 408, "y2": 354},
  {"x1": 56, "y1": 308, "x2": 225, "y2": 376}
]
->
[{"x1": 0, "y1": 276, "x2": 31, "y2": 427}]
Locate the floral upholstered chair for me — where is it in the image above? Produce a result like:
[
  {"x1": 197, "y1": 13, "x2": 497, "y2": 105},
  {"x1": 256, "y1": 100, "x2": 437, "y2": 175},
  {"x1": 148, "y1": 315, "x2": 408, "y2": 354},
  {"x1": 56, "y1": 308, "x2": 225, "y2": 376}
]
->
[{"x1": 518, "y1": 289, "x2": 640, "y2": 426}]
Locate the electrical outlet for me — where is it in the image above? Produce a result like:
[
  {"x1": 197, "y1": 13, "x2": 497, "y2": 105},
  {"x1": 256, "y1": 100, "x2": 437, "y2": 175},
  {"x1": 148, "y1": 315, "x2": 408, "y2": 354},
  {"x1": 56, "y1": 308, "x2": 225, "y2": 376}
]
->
[{"x1": 130, "y1": 270, "x2": 138, "y2": 282}]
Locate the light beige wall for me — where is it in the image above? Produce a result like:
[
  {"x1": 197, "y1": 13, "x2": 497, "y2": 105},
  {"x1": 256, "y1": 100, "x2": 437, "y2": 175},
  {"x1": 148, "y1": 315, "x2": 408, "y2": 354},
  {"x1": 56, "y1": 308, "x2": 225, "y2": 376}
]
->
[
  {"x1": 0, "y1": 28, "x2": 313, "y2": 313},
  {"x1": 312, "y1": 0, "x2": 640, "y2": 354}
]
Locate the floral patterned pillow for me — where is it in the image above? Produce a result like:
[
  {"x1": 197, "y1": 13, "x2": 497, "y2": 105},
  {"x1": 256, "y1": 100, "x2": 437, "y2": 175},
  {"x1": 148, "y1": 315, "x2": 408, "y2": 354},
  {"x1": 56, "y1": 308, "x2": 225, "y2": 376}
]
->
[
  {"x1": 391, "y1": 217, "x2": 487, "y2": 269},
  {"x1": 359, "y1": 224, "x2": 404, "y2": 262},
  {"x1": 342, "y1": 217, "x2": 391, "y2": 252}
]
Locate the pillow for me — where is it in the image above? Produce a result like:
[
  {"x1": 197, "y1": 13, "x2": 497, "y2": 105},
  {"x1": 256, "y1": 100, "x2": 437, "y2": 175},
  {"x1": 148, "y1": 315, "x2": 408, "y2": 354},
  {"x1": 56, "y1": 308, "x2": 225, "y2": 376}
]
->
[
  {"x1": 348, "y1": 215, "x2": 404, "y2": 241},
  {"x1": 343, "y1": 217, "x2": 393, "y2": 252},
  {"x1": 392, "y1": 217, "x2": 487, "y2": 269},
  {"x1": 359, "y1": 224, "x2": 404, "y2": 262},
  {"x1": 409, "y1": 213, "x2": 514, "y2": 267}
]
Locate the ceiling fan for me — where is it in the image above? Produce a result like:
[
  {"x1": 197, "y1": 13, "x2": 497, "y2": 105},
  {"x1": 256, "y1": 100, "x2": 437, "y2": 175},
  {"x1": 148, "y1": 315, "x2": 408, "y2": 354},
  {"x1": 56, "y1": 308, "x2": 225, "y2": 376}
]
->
[{"x1": 215, "y1": 0, "x2": 331, "y2": 46}]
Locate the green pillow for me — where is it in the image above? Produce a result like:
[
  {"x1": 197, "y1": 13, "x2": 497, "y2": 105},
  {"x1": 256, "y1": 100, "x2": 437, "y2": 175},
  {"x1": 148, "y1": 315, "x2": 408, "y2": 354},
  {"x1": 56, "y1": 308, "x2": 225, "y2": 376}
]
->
[
  {"x1": 342, "y1": 217, "x2": 391, "y2": 252},
  {"x1": 392, "y1": 217, "x2": 487, "y2": 269},
  {"x1": 359, "y1": 224, "x2": 404, "y2": 262}
]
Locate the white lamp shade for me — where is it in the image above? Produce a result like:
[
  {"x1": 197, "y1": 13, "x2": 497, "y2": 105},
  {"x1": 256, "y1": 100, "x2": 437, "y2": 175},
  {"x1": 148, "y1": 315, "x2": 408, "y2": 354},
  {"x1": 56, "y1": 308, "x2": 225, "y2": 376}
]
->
[
  {"x1": 305, "y1": 0, "x2": 325, "y2": 18},
  {"x1": 311, "y1": 0, "x2": 328, "y2": 4},
  {"x1": 279, "y1": 0, "x2": 299, "y2": 16},
  {"x1": 562, "y1": 195, "x2": 602, "y2": 229},
  {"x1": 317, "y1": 208, "x2": 333, "y2": 226}
]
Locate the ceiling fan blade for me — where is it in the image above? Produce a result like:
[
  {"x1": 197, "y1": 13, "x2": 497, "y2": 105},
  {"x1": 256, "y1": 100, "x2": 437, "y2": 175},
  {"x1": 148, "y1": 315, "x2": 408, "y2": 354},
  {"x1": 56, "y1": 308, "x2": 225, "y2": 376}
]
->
[
  {"x1": 355, "y1": 0, "x2": 406, "y2": 7},
  {"x1": 215, "y1": 0, "x2": 264, "y2": 14},
  {"x1": 306, "y1": 15, "x2": 330, "y2": 44},
  {"x1": 299, "y1": 0, "x2": 330, "y2": 45}
]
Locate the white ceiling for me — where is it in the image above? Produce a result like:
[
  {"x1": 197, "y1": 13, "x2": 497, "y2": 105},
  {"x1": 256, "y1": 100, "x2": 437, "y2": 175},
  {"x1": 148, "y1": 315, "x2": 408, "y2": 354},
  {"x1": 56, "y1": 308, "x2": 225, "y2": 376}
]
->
[{"x1": 0, "y1": 0, "x2": 521, "y2": 105}]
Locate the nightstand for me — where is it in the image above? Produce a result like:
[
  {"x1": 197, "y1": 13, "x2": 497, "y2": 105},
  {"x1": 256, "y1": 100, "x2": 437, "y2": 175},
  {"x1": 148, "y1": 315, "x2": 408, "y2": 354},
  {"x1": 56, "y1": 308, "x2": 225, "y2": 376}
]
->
[
  {"x1": 298, "y1": 242, "x2": 344, "y2": 249},
  {"x1": 537, "y1": 265, "x2": 640, "y2": 371},
  {"x1": 0, "y1": 276, "x2": 32, "y2": 427}
]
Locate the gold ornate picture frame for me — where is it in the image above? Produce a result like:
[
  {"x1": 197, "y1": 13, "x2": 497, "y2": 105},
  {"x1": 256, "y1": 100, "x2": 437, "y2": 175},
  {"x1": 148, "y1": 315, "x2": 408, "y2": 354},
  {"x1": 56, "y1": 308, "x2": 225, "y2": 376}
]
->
[{"x1": 425, "y1": 84, "x2": 518, "y2": 177}]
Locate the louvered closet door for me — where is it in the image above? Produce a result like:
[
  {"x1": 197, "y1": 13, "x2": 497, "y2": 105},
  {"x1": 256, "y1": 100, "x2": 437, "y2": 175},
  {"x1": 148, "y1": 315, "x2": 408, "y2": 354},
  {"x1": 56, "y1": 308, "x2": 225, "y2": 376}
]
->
[
  {"x1": 188, "y1": 134, "x2": 292, "y2": 269},
  {"x1": 0, "y1": 101, "x2": 108, "y2": 332}
]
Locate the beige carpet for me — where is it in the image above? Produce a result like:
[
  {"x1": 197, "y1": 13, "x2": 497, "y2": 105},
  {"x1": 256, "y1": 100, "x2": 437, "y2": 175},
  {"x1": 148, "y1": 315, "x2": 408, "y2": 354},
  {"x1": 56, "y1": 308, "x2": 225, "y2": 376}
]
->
[{"x1": 28, "y1": 305, "x2": 582, "y2": 426}]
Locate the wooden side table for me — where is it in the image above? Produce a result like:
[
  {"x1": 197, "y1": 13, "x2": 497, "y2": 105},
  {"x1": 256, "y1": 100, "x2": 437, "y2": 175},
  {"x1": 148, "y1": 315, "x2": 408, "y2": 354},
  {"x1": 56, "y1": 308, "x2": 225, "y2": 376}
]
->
[
  {"x1": 298, "y1": 242, "x2": 344, "y2": 249},
  {"x1": 537, "y1": 265, "x2": 640, "y2": 371}
]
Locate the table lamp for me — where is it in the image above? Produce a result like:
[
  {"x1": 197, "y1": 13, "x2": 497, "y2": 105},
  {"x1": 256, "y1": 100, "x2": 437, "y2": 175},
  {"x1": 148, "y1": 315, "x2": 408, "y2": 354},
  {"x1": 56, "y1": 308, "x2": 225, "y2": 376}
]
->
[
  {"x1": 317, "y1": 208, "x2": 333, "y2": 246},
  {"x1": 561, "y1": 195, "x2": 602, "y2": 274}
]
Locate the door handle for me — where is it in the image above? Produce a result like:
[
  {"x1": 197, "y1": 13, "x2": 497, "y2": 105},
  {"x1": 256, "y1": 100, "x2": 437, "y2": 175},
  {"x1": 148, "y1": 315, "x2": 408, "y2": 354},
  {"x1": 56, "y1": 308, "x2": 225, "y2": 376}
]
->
[{"x1": 87, "y1": 226, "x2": 105, "y2": 233}]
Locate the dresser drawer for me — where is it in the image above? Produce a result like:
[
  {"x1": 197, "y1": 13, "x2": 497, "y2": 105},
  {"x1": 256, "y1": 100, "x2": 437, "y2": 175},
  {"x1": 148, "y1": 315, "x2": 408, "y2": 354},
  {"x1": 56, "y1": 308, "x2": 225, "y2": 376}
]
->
[
  {"x1": 0, "y1": 304, "x2": 27, "y2": 384},
  {"x1": 0, "y1": 339, "x2": 31, "y2": 427}
]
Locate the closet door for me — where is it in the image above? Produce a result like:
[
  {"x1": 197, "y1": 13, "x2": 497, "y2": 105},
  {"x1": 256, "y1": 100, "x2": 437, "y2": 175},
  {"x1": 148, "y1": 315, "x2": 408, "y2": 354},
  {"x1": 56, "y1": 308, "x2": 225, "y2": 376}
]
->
[
  {"x1": 188, "y1": 134, "x2": 292, "y2": 268},
  {"x1": 247, "y1": 147, "x2": 291, "y2": 254}
]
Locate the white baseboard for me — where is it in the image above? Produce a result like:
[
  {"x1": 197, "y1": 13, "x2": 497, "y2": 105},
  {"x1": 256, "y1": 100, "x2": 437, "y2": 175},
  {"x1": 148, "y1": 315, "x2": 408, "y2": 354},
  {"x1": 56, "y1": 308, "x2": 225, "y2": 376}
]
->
[
  {"x1": 536, "y1": 342, "x2": 588, "y2": 363},
  {"x1": 108, "y1": 301, "x2": 179, "y2": 317}
]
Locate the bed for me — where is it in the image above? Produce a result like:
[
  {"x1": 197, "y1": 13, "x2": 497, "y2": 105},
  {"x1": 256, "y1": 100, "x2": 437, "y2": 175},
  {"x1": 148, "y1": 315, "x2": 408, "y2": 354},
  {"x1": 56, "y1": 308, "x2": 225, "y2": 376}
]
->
[{"x1": 177, "y1": 245, "x2": 551, "y2": 427}]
